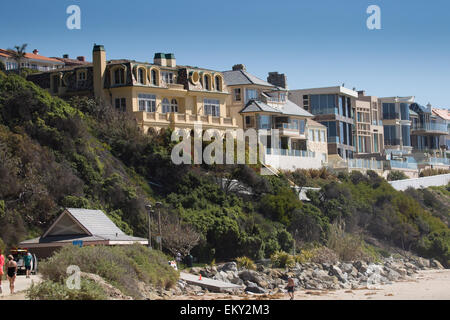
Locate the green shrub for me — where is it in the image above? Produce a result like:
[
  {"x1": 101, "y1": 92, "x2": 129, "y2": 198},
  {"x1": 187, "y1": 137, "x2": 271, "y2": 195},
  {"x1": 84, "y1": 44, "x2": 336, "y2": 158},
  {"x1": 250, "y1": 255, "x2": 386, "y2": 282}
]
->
[
  {"x1": 387, "y1": 170, "x2": 408, "y2": 181},
  {"x1": 236, "y1": 256, "x2": 256, "y2": 270},
  {"x1": 294, "y1": 249, "x2": 314, "y2": 264},
  {"x1": 270, "y1": 251, "x2": 295, "y2": 268},
  {"x1": 38, "y1": 244, "x2": 178, "y2": 299},
  {"x1": 26, "y1": 278, "x2": 107, "y2": 300}
]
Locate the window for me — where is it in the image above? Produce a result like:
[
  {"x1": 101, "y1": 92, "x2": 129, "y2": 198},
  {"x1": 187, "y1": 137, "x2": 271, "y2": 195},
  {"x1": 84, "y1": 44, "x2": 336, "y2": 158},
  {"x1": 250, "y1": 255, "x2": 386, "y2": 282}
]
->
[
  {"x1": 78, "y1": 71, "x2": 86, "y2": 81},
  {"x1": 215, "y1": 76, "x2": 222, "y2": 91},
  {"x1": 115, "y1": 98, "x2": 126, "y2": 112},
  {"x1": 204, "y1": 99, "x2": 220, "y2": 116},
  {"x1": 299, "y1": 119, "x2": 306, "y2": 134},
  {"x1": 400, "y1": 103, "x2": 410, "y2": 121},
  {"x1": 162, "y1": 98, "x2": 171, "y2": 113},
  {"x1": 383, "y1": 103, "x2": 397, "y2": 119},
  {"x1": 171, "y1": 99, "x2": 178, "y2": 113},
  {"x1": 151, "y1": 69, "x2": 158, "y2": 86},
  {"x1": 310, "y1": 94, "x2": 337, "y2": 115},
  {"x1": 245, "y1": 89, "x2": 258, "y2": 103},
  {"x1": 320, "y1": 130, "x2": 326, "y2": 142},
  {"x1": 138, "y1": 94, "x2": 156, "y2": 112},
  {"x1": 234, "y1": 88, "x2": 241, "y2": 101},
  {"x1": 245, "y1": 116, "x2": 251, "y2": 125},
  {"x1": 203, "y1": 75, "x2": 210, "y2": 90},
  {"x1": 114, "y1": 68, "x2": 125, "y2": 85},
  {"x1": 258, "y1": 115, "x2": 271, "y2": 129},
  {"x1": 309, "y1": 129, "x2": 314, "y2": 141},
  {"x1": 314, "y1": 130, "x2": 319, "y2": 142},
  {"x1": 137, "y1": 68, "x2": 145, "y2": 84},
  {"x1": 161, "y1": 71, "x2": 174, "y2": 84}
]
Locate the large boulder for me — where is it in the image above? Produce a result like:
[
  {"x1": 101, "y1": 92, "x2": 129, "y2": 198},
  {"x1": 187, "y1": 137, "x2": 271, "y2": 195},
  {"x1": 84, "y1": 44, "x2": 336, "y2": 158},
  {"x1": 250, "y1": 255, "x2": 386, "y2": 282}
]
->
[
  {"x1": 245, "y1": 282, "x2": 267, "y2": 294},
  {"x1": 221, "y1": 262, "x2": 238, "y2": 272},
  {"x1": 238, "y1": 270, "x2": 266, "y2": 287},
  {"x1": 354, "y1": 261, "x2": 368, "y2": 273},
  {"x1": 329, "y1": 265, "x2": 347, "y2": 283}
]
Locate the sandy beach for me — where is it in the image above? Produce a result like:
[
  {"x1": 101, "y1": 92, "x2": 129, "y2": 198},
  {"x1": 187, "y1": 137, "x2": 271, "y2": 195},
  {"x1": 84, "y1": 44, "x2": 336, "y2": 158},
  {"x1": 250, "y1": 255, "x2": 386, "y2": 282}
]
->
[{"x1": 172, "y1": 269, "x2": 450, "y2": 300}]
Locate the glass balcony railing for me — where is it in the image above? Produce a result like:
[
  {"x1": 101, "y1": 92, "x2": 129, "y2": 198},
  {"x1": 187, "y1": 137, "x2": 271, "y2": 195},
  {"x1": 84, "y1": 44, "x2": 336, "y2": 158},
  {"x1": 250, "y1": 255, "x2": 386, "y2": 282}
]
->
[
  {"x1": 423, "y1": 157, "x2": 450, "y2": 166},
  {"x1": 383, "y1": 113, "x2": 400, "y2": 120},
  {"x1": 390, "y1": 160, "x2": 418, "y2": 170},
  {"x1": 347, "y1": 159, "x2": 383, "y2": 170},
  {"x1": 266, "y1": 148, "x2": 316, "y2": 158},
  {"x1": 411, "y1": 123, "x2": 448, "y2": 133}
]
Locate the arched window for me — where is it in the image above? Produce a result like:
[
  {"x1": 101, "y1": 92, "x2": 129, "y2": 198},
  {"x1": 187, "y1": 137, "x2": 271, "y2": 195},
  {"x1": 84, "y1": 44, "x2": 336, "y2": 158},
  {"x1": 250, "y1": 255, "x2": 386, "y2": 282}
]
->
[
  {"x1": 114, "y1": 68, "x2": 125, "y2": 85},
  {"x1": 204, "y1": 75, "x2": 210, "y2": 90},
  {"x1": 151, "y1": 69, "x2": 158, "y2": 86},
  {"x1": 138, "y1": 68, "x2": 145, "y2": 84},
  {"x1": 215, "y1": 76, "x2": 222, "y2": 91},
  {"x1": 162, "y1": 98, "x2": 170, "y2": 113},
  {"x1": 171, "y1": 99, "x2": 178, "y2": 113}
]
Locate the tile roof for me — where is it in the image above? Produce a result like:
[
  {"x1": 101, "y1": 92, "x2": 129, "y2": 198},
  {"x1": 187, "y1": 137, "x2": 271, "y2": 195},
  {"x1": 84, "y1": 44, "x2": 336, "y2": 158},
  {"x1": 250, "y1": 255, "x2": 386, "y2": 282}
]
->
[
  {"x1": 432, "y1": 108, "x2": 450, "y2": 121},
  {"x1": 0, "y1": 49, "x2": 63, "y2": 64},
  {"x1": 223, "y1": 70, "x2": 275, "y2": 87}
]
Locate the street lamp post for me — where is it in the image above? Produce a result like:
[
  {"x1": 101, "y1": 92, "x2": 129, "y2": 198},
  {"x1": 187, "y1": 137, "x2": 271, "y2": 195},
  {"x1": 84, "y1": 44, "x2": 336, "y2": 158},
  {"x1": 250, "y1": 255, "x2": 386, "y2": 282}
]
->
[
  {"x1": 145, "y1": 204, "x2": 153, "y2": 249},
  {"x1": 155, "y1": 202, "x2": 163, "y2": 251}
]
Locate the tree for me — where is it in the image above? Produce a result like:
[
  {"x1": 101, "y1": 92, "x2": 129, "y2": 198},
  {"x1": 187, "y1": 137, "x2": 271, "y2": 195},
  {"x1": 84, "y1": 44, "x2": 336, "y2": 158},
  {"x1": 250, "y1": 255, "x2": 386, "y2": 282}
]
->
[
  {"x1": 159, "y1": 214, "x2": 200, "y2": 257},
  {"x1": 0, "y1": 61, "x2": 5, "y2": 72},
  {"x1": 7, "y1": 44, "x2": 27, "y2": 72},
  {"x1": 387, "y1": 170, "x2": 408, "y2": 181}
]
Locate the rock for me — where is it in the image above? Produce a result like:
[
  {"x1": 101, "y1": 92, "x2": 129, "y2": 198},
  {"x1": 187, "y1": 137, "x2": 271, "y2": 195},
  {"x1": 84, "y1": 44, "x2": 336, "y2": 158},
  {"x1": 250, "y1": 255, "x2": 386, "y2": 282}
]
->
[
  {"x1": 430, "y1": 259, "x2": 444, "y2": 270},
  {"x1": 354, "y1": 261, "x2": 368, "y2": 273},
  {"x1": 386, "y1": 269, "x2": 401, "y2": 281},
  {"x1": 190, "y1": 267, "x2": 203, "y2": 275},
  {"x1": 340, "y1": 263, "x2": 354, "y2": 274},
  {"x1": 329, "y1": 265, "x2": 347, "y2": 283},
  {"x1": 221, "y1": 262, "x2": 238, "y2": 272},
  {"x1": 245, "y1": 282, "x2": 267, "y2": 294}
]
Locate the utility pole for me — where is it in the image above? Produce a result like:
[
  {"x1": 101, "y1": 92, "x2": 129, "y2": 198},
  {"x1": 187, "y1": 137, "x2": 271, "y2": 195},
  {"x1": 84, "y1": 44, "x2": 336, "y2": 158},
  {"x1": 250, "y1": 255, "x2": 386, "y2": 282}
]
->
[
  {"x1": 155, "y1": 202, "x2": 163, "y2": 251},
  {"x1": 145, "y1": 204, "x2": 152, "y2": 249}
]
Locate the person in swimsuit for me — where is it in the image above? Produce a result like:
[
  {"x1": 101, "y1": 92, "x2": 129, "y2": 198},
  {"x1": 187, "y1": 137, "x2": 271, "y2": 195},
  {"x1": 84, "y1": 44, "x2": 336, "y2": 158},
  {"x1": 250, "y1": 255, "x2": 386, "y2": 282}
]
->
[
  {"x1": 6, "y1": 255, "x2": 17, "y2": 294},
  {"x1": 0, "y1": 249, "x2": 4, "y2": 294},
  {"x1": 286, "y1": 277, "x2": 295, "y2": 300}
]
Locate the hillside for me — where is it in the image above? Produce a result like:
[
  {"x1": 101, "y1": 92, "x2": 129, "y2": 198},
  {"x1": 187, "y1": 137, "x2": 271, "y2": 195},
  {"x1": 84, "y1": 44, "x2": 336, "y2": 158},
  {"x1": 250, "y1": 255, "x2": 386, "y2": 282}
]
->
[{"x1": 0, "y1": 71, "x2": 449, "y2": 268}]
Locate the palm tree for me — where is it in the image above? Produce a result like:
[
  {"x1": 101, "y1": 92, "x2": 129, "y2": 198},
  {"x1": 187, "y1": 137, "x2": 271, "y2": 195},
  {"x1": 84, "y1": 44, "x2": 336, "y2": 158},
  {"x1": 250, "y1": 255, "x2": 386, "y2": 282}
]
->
[{"x1": 7, "y1": 44, "x2": 28, "y2": 72}]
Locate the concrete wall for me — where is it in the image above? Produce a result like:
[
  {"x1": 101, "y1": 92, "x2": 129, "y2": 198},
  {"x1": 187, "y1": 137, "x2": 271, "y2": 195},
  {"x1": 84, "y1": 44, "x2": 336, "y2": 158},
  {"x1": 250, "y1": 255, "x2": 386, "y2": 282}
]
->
[
  {"x1": 264, "y1": 154, "x2": 324, "y2": 170},
  {"x1": 389, "y1": 173, "x2": 450, "y2": 191}
]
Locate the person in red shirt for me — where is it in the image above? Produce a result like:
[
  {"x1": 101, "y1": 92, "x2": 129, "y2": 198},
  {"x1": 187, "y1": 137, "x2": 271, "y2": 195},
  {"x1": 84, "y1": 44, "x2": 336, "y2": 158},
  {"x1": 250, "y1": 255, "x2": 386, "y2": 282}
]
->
[{"x1": 0, "y1": 249, "x2": 4, "y2": 294}]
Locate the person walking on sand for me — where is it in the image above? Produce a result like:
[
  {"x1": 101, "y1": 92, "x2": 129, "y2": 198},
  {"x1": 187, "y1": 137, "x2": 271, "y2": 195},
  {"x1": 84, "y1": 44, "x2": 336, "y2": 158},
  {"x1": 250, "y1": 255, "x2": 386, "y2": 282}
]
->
[
  {"x1": 0, "y1": 249, "x2": 4, "y2": 294},
  {"x1": 6, "y1": 255, "x2": 17, "y2": 295},
  {"x1": 286, "y1": 277, "x2": 295, "y2": 300}
]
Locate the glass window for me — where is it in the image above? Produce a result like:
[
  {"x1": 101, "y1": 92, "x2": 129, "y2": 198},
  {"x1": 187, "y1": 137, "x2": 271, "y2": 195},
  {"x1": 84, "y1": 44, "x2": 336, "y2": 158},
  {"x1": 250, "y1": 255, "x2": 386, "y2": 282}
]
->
[
  {"x1": 162, "y1": 98, "x2": 171, "y2": 113},
  {"x1": 245, "y1": 89, "x2": 258, "y2": 103},
  {"x1": 115, "y1": 98, "x2": 126, "y2": 112},
  {"x1": 138, "y1": 94, "x2": 156, "y2": 112},
  {"x1": 258, "y1": 115, "x2": 271, "y2": 129},
  {"x1": 204, "y1": 75, "x2": 210, "y2": 90},
  {"x1": 309, "y1": 129, "x2": 314, "y2": 141},
  {"x1": 234, "y1": 88, "x2": 241, "y2": 101},
  {"x1": 204, "y1": 99, "x2": 220, "y2": 116},
  {"x1": 215, "y1": 76, "x2": 221, "y2": 91},
  {"x1": 310, "y1": 94, "x2": 337, "y2": 115},
  {"x1": 161, "y1": 71, "x2": 174, "y2": 84},
  {"x1": 114, "y1": 68, "x2": 125, "y2": 85},
  {"x1": 299, "y1": 119, "x2": 305, "y2": 134},
  {"x1": 402, "y1": 125, "x2": 411, "y2": 147},
  {"x1": 170, "y1": 99, "x2": 178, "y2": 113},
  {"x1": 151, "y1": 69, "x2": 158, "y2": 86},
  {"x1": 383, "y1": 103, "x2": 396, "y2": 119},
  {"x1": 320, "y1": 130, "x2": 326, "y2": 142},
  {"x1": 138, "y1": 68, "x2": 145, "y2": 84},
  {"x1": 314, "y1": 130, "x2": 319, "y2": 142},
  {"x1": 400, "y1": 103, "x2": 410, "y2": 121}
]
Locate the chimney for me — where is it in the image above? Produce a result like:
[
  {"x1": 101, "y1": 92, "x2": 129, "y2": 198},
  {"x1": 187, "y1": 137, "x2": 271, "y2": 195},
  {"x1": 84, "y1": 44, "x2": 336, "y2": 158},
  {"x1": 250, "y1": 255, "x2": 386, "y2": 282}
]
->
[
  {"x1": 232, "y1": 64, "x2": 246, "y2": 71},
  {"x1": 63, "y1": 54, "x2": 69, "y2": 59},
  {"x1": 77, "y1": 56, "x2": 86, "y2": 62},
  {"x1": 33, "y1": 49, "x2": 39, "y2": 55},
  {"x1": 165, "y1": 53, "x2": 176, "y2": 67},
  {"x1": 267, "y1": 72, "x2": 288, "y2": 89},
  {"x1": 358, "y1": 90, "x2": 366, "y2": 97},
  {"x1": 154, "y1": 53, "x2": 167, "y2": 67},
  {"x1": 93, "y1": 44, "x2": 106, "y2": 100}
]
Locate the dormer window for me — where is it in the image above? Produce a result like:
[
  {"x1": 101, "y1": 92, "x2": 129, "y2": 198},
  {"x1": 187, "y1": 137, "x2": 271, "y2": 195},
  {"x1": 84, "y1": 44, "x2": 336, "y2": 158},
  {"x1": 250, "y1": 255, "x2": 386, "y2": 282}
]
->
[
  {"x1": 161, "y1": 71, "x2": 174, "y2": 84},
  {"x1": 114, "y1": 68, "x2": 125, "y2": 85},
  {"x1": 204, "y1": 75, "x2": 210, "y2": 90},
  {"x1": 137, "y1": 68, "x2": 145, "y2": 84},
  {"x1": 151, "y1": 69, "x2": 158, "y2": 86},
  {"x1": 215, "y1": 75, "x2": 222, "y2": 91}
]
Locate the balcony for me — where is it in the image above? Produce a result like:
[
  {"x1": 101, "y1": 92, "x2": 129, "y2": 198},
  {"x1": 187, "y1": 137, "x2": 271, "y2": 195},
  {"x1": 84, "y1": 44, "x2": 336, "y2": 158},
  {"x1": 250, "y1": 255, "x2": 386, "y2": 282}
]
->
[
  {"x1": 266, "y1": 148, "x2": 316, "y2": 158},
  {"x1": 385, "y1": 138, "x2": 402, "y2": 146},
  {"x1": 389, "y1": 160, "x2": 418, "y2": 170},
  {"x1": 411, "y1": 123, "x2": 448, "y2": 135},
  {"x1": 135, "y1": 111, "x2": 237, "y2": 128},
  {"x1": 275, "y1": 123, "x2": 305, "y2": 138},
  {"x1": 383, "y1": 113, "x2": 400, "y2": 120}
]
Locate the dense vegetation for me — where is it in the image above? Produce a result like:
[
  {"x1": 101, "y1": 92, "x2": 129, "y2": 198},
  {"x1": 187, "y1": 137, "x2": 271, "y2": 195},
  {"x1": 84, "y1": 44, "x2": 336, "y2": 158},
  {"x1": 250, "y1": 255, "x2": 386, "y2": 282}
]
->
[
  {"x1": 0, "y1": 72, "x2": 449, "y2": 268},
  {"x1": 28, "y1": 244, "x2": 178, "y2": 299}
]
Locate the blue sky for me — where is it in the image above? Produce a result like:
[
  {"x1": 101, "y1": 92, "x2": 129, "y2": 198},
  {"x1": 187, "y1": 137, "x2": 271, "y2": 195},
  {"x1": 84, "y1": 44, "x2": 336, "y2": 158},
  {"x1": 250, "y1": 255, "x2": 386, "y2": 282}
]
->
[{"x1": 1, "y1": 0, "x2": 449, "y2": 107}]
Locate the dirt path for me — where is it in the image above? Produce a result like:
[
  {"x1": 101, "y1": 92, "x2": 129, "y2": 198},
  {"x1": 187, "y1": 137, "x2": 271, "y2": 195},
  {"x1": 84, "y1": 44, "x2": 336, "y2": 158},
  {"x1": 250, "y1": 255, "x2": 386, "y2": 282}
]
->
[
  {"x1": 173, "y1": 269, "x2": 450, "y2": 300},
  {"x1": 0, "y1": 275, "x2": 42, "y2": 300}
]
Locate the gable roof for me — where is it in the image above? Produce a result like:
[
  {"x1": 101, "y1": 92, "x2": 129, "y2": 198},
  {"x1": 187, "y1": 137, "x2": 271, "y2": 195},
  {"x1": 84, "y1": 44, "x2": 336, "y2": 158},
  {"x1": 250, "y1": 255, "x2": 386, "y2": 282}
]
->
[
  {"x1": 43, "y1": 208, "x2": 126, "y2": 238},
  {"x1": 223, "y1": 69, "x2": 275, "y2": 87},
  {"x1": 432, "y1": 108, "x2": 450, "y2": 121},
  {"x1": 240, "y1": 100, "x2": 313, "y2": 117}
]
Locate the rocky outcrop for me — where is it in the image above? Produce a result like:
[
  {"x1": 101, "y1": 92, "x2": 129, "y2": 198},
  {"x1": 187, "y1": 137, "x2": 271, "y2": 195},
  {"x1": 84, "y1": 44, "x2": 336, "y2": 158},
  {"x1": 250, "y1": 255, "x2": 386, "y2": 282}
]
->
[{"x1": 177, "y1": 256, "x2": 446, "y2": 296}]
